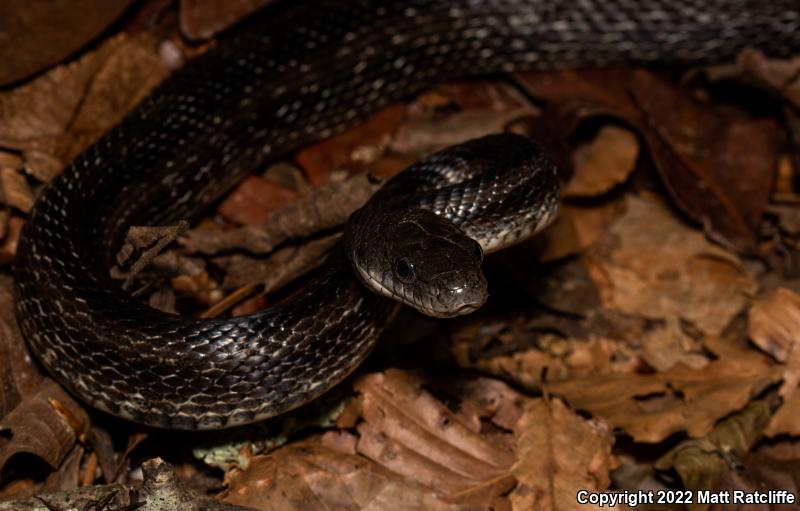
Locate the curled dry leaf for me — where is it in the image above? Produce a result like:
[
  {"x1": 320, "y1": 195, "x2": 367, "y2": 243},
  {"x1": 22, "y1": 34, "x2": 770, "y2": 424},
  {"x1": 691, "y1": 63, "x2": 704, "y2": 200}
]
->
[
  {"x1": 515, "y1": 69, "x2": 780, "y2": 253},
  {"x1": 511, "y1": 398, "x2": 614, "y2": 511},
  {"x1": 222, "y1": 442, "x2": 461, "y2": 511},
  {"x1": 0, "y1": 379, "x2": 89, "y2": 472},
  {"x1": 592, "y1": 194, "x2": 756, "y2": 336},
  {"x1": 0, "y1": 0, "x2": 135, "y2": 85},
  {"x1": 563, "y1": 125, "x2": 639, "y2": 198},
  {"x1": 0, "y1": 32, "x2": 169, "y2": 181},
  {"x1": 544, "y1": 335, "x2": 781, "y2": 443},
  {"x1": 654, "y1": 400, "x2": 772, "y2": 495}
]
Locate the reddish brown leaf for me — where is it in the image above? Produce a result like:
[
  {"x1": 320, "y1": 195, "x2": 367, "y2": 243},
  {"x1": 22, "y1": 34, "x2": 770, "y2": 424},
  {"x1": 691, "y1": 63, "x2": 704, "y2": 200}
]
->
[
  {"x1": 295, "y1": 105, "x2": 406, "y2": 187},
  {"x1": 218, "y1": 175, "x2": 300, "y2": 225}
]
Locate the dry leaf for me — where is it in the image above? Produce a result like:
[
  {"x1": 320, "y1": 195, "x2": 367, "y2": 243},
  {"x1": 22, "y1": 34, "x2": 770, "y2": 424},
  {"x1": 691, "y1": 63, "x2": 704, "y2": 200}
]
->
[
  {"x1": 592, "y1": 194, "x2": 756, "y2": 336},
  {"x1": 511, "y1": 398, "x2": 614, "y2": 511},
  {"x1": 654, "y1": 400, "x2": 772, "y2": 497},
  {"x1": 748, "y1": 288, "x2": 800, "y2": 363},
  {"x1": 515, "y1": 69, "x2": 780, "y2": 252},
  {"x1": 0, "y1": 379, "x2": 89, "y2": 471},
  {"x1": 354, "y1": 370, "x2": 517, "y2": 507},
  {"x1": 0, "y1": 32, "x2": 169, "y2": 180},
  {"x1": 218, "y1": 176, "x2": 300, "y2": 225},
  {"x1": 222, "y1": 442, "x2": 461, "y2": 511},
  {"x1": 564, "y1": 125, "x2": 639, "y2": 198},
  {"x1": 296, "y1": 105, "x2": 406, "y2": 186},
  {"x1": 544, "y1": 336, "x2": 780, "y2": 443}
]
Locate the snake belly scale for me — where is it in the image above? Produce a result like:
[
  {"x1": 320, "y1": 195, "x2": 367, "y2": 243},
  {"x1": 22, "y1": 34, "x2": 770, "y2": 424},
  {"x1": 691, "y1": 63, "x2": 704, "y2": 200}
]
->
[{"x1": 13, "y1": 0, "x2": 800, "y2": 429}]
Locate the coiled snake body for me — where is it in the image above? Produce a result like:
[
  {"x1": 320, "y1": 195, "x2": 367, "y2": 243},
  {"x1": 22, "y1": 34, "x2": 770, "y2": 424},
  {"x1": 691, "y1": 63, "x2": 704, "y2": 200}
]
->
[{"x1": 14, "y1": 0, "x2": 800, "y2": 429}]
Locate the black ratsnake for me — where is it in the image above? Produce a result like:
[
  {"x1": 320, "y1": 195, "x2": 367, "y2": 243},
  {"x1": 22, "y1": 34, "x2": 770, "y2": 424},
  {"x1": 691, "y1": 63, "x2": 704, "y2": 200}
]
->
[{"x1": 13, "y1": 0, "x2": 800, "y2": 429}]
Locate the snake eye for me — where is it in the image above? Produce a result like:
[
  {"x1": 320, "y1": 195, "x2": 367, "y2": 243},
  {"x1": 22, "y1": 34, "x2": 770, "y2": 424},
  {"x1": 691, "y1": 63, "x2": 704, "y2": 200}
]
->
[{"x1": 394, "y1": 258, "x2": 415, "y2": 283}]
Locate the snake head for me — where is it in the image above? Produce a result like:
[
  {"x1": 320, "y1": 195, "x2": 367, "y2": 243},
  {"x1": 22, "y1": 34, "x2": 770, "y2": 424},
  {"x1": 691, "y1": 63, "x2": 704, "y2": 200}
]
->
[{"x1": 346, "y1": 208, "x2": 488, "y2": 318}]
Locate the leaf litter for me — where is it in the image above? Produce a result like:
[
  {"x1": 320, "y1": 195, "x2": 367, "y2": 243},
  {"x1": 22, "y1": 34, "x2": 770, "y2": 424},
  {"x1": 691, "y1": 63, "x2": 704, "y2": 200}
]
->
[{"x1": 0, "y1": 2, "x2": 799, "y2": 511}]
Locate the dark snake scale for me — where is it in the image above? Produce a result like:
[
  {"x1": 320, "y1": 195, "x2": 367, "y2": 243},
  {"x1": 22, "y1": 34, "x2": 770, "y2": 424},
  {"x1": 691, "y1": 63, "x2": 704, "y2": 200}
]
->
[{"x1": 14, "y1": 0, "x2": 800, "y2": 429}]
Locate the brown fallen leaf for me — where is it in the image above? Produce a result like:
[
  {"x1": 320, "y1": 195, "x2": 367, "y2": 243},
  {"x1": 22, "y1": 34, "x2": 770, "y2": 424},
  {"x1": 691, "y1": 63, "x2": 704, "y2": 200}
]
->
[
  {"x1": 591, "y1": 194, "x2": 756, "y2": 336},
  {"x1": 0, "y1": 379, "x2": 89, "y2": 472},
  {"x1": 218, "y1": 176, "x2": 300, "y2": 225},
  {"x1": 510, "y1": 398, "x2": 614, "y2": 511},
  {"x1": 0, "y1": 32, "x2": 169, "y2": 181},
  {"x1": 654, "y1": 400, "x2": 772, "y2": 500},
  {"x1": 564, "y1": 125, "x2": 640, "y2": 198},
  {"x1": 748, "y1": 288, "x2": 800, "y2": 363},
  {"x1": 748, "y1": 288, "x2": 800, "y2": 437},
  {"x1": 640, "y1": 317, "x2": 709, "y2": 372},
  {"x1": 296, "y1": 105, "x2": 406, "y2": 187},
  {"x1": 544, "y1": 335, "x2": 781, "y2": 443},
  {"x1": 0, "y1": 0, "x2": 136, "y2": 85},
  {"x1": 354, "y1": 370, "x2": 516, "y2": 507},
  {"x1": 222, "y1": 442, "x2": 461, "y2": 511},
  {"x1": 515, "y1": 69, "x2": 781, "y2": 253}
]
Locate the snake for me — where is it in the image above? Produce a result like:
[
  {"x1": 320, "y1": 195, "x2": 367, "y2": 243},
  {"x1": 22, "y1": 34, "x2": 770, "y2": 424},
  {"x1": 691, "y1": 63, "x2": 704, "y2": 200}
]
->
[{"x1": 13, "y1": 0, "x2": 800, "y2": 430}]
